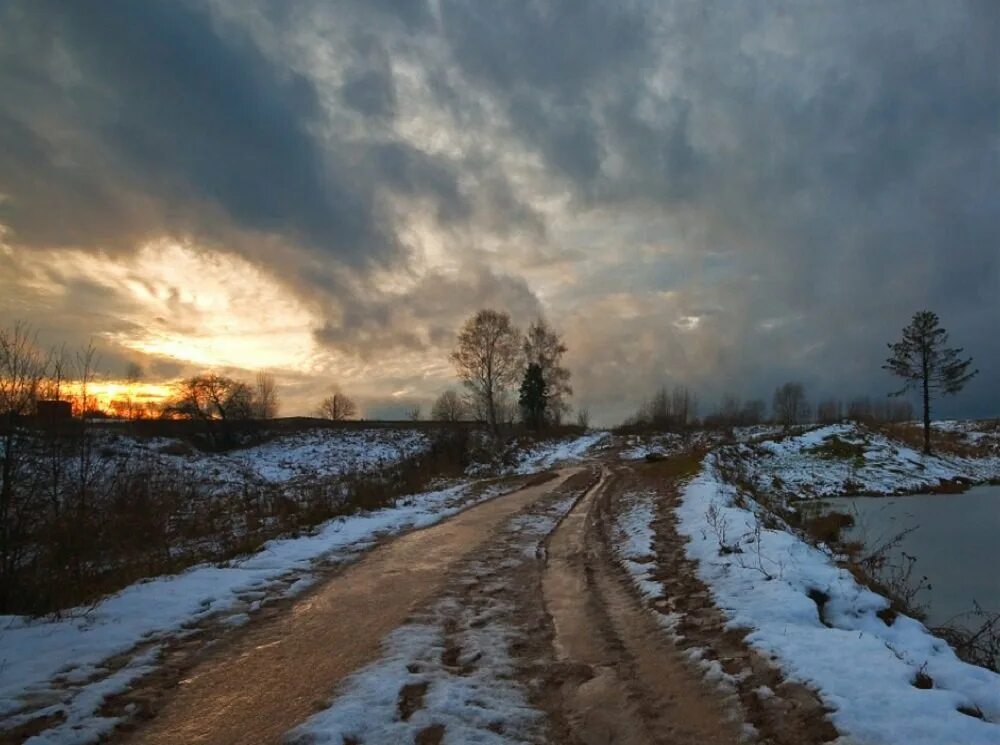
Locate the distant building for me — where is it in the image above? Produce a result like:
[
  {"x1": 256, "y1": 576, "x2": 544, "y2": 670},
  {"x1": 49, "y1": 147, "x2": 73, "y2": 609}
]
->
[{"x1": 35, "y1": 399, "x2": 73, "y2": 423}]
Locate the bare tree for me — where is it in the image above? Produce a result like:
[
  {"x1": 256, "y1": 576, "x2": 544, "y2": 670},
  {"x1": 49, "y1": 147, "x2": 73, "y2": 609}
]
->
[
  {"x1": 431, "y1": 389, "x2": 467, "y2": 422},
  {"x1": 704, "y1": 395, "x2": 767, "y2": 428},
  {"x1": 816, "y1": 398, "x2": 843, "y2": 424},
  {"x1": 0, "y1": 324, "x2": 49, "y2": 609},
  {"x1": 167, "y1": 374, "x2": 255, "y2": 421},
  {"x1": 717, "y1": 394, "x2": 741, "y2": 426},
  {"x1": 884, "y1": 310, "x2": 977, "y2": 454},
  {"x1": 645, "y1": 386, "x2": 671, "y2": 427},
  {"x1": 124, "y1": 362, "x2": 143, "y2": 420},
  {"x1": 451, "y1": 309, "x2": 522, "y2": 436},
  {"x1": 772, "y1": 382, "x2": 809, "y2": 427},
  {"x1": 317, "y1": 389, "x2": 358, "y2": 421},
  {"x1": 523, "y1": 318, "x2": 572, "y2": 425},
  {"x1": 253, "y1": 371, "x2": 280, "y2": 419},
  {"x1": 576, "y1": 406, "x2": 591, "y2": 429},
  {"x1": 670, "y1": 386, "x2": 698, "y2": 427},
  {"x1": 740, "y1": 399, "x2": 767, "y2": 426},
  {"x1": 74, "y1": 342, "x2": 100, "y2": 419},
  {"x1": 847, "y1": 396, "x2": 873, "y2": 423},
  {"x1": 406, "y1": 405, "x2": 421, "y2": 422}
]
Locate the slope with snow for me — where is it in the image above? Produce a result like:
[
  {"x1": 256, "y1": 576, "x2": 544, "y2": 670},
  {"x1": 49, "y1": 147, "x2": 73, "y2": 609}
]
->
[
  {"x1": 677, "y1": 454, "x2": 1000, "y2": 745},
  {"x1": 747, "y1": 424, "x2": 1000, "y2": 499},
  {"x1": 116, "y1": 427, "x2": 432, "y2": 493}
]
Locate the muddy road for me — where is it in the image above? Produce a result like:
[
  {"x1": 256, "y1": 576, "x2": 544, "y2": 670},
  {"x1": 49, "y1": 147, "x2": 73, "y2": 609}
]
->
[
  {"x1": 122, "y1": 471, "x2": 575, "y2": 745},
  {"x1": 543, "y1": 467, "x2": 744, "y2": 745},
  {"x1": 105, "y1": 454, "x2": 835, "y2": 745}
]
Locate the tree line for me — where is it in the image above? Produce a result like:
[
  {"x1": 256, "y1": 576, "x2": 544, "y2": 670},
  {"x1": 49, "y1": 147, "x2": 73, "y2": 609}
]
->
[
  {"x1": 620, "y1": 310, "x2": 977, "y2": 456},
  {"x1": 0, "y1": 308, "x2": 980, "y2": 452}
]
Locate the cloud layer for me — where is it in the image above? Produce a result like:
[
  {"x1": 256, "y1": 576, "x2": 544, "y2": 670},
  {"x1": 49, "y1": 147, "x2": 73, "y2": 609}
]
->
[{"x1": 2, "y1": 0, "x2": 999, "y2": 422}]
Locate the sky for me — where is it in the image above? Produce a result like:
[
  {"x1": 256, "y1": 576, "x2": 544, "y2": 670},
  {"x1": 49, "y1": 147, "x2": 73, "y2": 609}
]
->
[{"x1": 1, "y1": 0, "x2": 999, "y2": 424}]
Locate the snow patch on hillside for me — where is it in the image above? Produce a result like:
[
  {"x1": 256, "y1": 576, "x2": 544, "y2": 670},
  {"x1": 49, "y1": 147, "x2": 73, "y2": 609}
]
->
[
  {"x1": 619, "y1": 434, "x2": 684, "y2": 461},
  {"x1": 749, "y1": 424, "x2": 1000, "y2": 498},
  {"x1": 128, "y1": 428, "x2": 431, "y2": 492},
  {"x1": 612, "y1": 493, "x2": 664, "y2": 601}
]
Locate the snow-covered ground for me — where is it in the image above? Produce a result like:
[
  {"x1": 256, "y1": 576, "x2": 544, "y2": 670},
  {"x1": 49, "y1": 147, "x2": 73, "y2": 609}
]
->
[
  {"x1": 512, "y1": 430, "x2": 610, "y2": 474},
  {"x1": 288, "y1": 489, "x2": 580, "y2": 744},
  {"x1": 618, "y1": 433, "x2": 684, "y2": 461},
  {"x1": 744, "y1": 424, "x2": 1000, "y2": 499},
  {"x1": 108, "y1": 427, "x2": 431, "y2": 493},
  {"x1": 677, "y1": 454, "x2": 1000, "y2": 745},
  {"x1": 612, "y1": 491, "x2": 735, "y2": 690},
  {"x1": 931, "y1": 420, "x2": 1000, "y2": 455},
  {"x1": 0, "y1": 479, "x2": 512, "y2": 744},
  {"x1": 616, "y1": 425, "x2": 790, "y2": 462},
  {"x1": 611, "y1": 493, "x2": 664, "y2": 600}
]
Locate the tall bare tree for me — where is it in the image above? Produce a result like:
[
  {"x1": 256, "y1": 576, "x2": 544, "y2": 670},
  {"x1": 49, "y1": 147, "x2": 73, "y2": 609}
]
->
[
  {"x1": 773, "y1": 381, "x2": 809, "y2": 427},
  {"x1": 253, "y1": 371, "x2": 280, "y2": 419},
  {"x1": 816, "y1": 398, "x2": 843, "y2": 424},
  {"x1": 523, "y1": 318, "x2": 572, "y2": 425},
  {"x1": 884, "y1": 310, "x2": 977, "y2": 454},
  {"x1": 317, "y1": 388, "x2": 358, "y2": 421},
  {"x1": 451, "y1": 309, "x2": 522, "y2": 436},
  {"x1": 670, "y1": 386, "x2": 698, "y2": 427},
  {"x1": 431, "y1": 389, "x2": 467, "y2": 422}
]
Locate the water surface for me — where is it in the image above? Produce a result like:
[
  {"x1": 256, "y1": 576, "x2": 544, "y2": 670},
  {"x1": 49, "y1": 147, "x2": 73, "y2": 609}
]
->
[{"x1": 819, "y1": 485, "x2": 1000, "y2": 629}]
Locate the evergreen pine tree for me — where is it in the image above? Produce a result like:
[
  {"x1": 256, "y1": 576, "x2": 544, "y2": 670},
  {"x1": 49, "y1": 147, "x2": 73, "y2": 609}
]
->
[
  {"x1": 519, "y1": 363, "x2": 548, "y2": 431},
  {"x1": 883, "y1": 311, "x2": 977, "y2": 454}
]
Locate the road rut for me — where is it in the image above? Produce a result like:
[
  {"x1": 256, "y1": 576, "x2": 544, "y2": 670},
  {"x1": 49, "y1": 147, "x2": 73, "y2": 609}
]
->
[{"x1": 543, "y1": 466, "x2": 744, "y2": 745}]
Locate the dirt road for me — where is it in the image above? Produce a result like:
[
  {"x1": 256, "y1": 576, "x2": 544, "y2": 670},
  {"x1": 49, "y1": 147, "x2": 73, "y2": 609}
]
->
[
  {"x1": 109, "y1": 452, "x2": 836, "y2": 745},
  {"x1": 543, "y1": 467, "x2": 744, "y2": 744},
  {"x1": 123, "y1": 470, "x2": 575, "y2": 745}
]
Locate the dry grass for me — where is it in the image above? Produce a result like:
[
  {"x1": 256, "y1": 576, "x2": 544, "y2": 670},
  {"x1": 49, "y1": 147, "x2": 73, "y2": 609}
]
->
[
  {"x1": 4, "y1": 429, "x2": 476, "y2": 616},
  {"x1": 873, "y1": 421, "x2": 999, "y2": 458},
  {"x1": 803, "y1": 511, "x2": 854, "y2": 545}
]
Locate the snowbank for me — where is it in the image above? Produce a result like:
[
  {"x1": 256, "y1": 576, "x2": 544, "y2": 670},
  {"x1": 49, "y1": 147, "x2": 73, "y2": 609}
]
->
[
  {"x1": 677, "y1": 455, "x2": 1000, "y2": 744},
  {"x1": 618, "y1": 433, "x2": 684, "y2": 461},
  {"x1": 611, "y1": 493, "x2": 664, "y2": 600}
]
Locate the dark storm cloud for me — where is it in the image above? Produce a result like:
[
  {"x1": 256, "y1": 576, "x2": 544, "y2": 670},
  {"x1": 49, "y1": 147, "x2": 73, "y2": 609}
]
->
[
  {"x1": 314, "y1": 267, "x2": 542, "y2": 357},
  {"x1": 339, "y1": 36, "x2": 398, "y2": 119},
  {"x1": 436, "y1": 0, "x2": 1000, "y2": 418},
  {"x1": 0, "y1": 0, "x2": 489, "y2": 270},
  {"x1": 0, "y1": 0, "x2": 392, "y2": 262}
]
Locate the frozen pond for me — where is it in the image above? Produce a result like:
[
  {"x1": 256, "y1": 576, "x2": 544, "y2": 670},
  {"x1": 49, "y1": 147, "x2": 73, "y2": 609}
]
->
[{"x1": 819, "y1": 484, "x2": 1000, "y2": 629}]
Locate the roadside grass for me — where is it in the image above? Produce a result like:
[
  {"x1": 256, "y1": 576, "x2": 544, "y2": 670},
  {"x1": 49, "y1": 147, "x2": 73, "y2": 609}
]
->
[
  {"x1": 872, "y1": 421, "x2": 1000, "y2": 459},
  {"x1": 6, "y1": 429, "x2": 475, "y2": 616}
]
